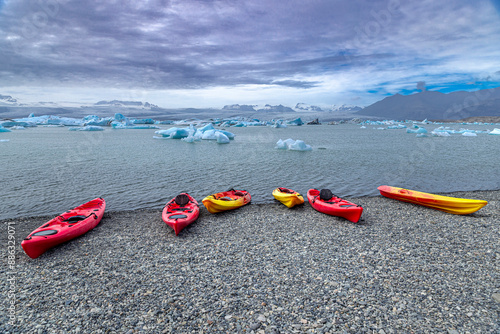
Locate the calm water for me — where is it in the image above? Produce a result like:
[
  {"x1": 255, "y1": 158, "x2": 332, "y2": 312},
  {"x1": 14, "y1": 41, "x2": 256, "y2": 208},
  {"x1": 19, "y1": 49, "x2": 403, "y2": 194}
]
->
[{"x1": 1, "y1": 123, "x2": 499, "y2": 220}]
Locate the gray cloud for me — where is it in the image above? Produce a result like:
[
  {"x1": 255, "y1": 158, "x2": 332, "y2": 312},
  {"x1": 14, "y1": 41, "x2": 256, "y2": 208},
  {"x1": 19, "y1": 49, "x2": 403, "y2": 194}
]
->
[{"x1": 0, "y1": 0, "x2": 499, "y2": 106}]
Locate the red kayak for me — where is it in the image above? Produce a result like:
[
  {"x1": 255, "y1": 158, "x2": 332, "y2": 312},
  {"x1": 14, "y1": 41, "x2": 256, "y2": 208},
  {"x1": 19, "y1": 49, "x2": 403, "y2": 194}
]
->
[
  {"x1": 162, "y1": 193, "x2": 200, "y2": 235},
  {"x1": 22, "y1": 198, "x2": 106, "y2": 259},
  {"x1": 307, "y1": 189, "x2": 363, "y2": 223}
]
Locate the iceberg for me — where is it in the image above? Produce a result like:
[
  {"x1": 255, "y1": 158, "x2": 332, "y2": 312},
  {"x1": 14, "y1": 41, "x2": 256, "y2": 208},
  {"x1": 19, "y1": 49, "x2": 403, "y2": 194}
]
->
[
  {"x1": 431, "y1": 131, "x2": 450, "y2": 137},
  {"x1": 217, "y1": 130, "x2": 235, "y2": 140},
  {"x1": 275, "y1": 138, "x2": 312, "y2": 151},
  {"x1": 406, "y1": 127, "x2": 427, "y2": 134},
  {"x1": 289, "y1": 140, "x2": 312, "y2": 151},
  {"x1": 132, "y1": 118, "x2": 155, "y2": 124},
  {"x1": 201, "y1": 129, "x2": 217, "y2": 140},
  {"x1": 83, "y1": 115, "x2": 112, "y2": 126},
  {"x1": 114, "y1": 113, "x2": 132, "y2": 125},
  {"x1": 0, "y1": 139, "x2": 9, "y2": 142},
  {"x1": 216, "y1": 132, "x2": 230, "y2": 144},
  {"x1": 286, "y1": 118, "x2": 304, "y2": 126},
  {"x1": 69, "y1": 126, "x2": 105, "y2": 131},
  {"x1": 0, "y1": 126, "x2": 11, "y2": 132},
  {"x1": 155, "y1": 127, "x2": 190, "y2": 139},
  {"x1": 462, "y1": 132, "x2": 477, "y2": 137},
  {"x1": 198, "y1": 123, "x2": 215, "y2": 132},
  {"x1": 272, "y1": 121, "x2": 287, "y2": 128},
  {"x1": 489, "y1": 128, "x2": 500, "y2": 135}
]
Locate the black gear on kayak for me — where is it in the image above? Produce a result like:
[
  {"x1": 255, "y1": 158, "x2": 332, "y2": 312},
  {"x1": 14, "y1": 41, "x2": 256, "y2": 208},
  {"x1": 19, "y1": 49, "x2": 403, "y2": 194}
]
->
[
  {"x1": 174, "y1": 194, "x2": 190, "y2": 206},
  {"x1": 319, "y1": 189, "x2": 334, "y2": 201}
]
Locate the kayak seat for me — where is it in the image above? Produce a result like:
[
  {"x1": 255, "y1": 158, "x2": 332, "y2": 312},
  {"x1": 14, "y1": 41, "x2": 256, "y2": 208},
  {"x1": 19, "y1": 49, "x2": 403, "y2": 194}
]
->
[
  {"x1": 234, "y1": 191, "x2": 244, "y2": 196},
  {"x1": 174, "y1": 194, "x2": 190, "y2": 206},
  {"x1": 220, "y1": 196, "x2": 235, "y2": 201},
  {"x1": 319, "y1": 189, "x2": 334, "y2": 201},
  {"x1": 63, "y1": 215, "x2": 87, "y2": 223},
  {"x1": 279, "y1": 188, "x2": 294, "y2": 194}
]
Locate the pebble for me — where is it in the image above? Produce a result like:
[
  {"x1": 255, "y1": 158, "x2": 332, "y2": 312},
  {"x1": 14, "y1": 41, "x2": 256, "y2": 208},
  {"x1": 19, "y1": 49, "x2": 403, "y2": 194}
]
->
[{"x1": 3, "y1": 190, "x2": 499, "y2": 333}]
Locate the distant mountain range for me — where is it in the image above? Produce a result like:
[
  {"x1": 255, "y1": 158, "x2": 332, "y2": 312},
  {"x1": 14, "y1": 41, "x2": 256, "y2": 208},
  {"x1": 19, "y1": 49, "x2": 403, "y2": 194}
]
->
[
  {"x1": 356, "y1": 87, "x2": 500, "y2": 120},
  {"x1": 2, "y1": 87, "x2": 499, "y2": 120},
  {"x1": 0, "y1": 96, "x2": 362, "y2": 120}
]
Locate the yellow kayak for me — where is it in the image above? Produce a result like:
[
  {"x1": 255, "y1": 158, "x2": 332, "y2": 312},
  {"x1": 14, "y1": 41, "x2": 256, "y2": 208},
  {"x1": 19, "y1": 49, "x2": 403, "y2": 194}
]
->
[
  {"x1": 377, "y1": 185, "x2": 488, "y2": 215},
  {"x1": 272, "y1": 187, "x2": 304, "y2": 208},
  {"x1": 202, "y1": 189, "x2": 251, "y2": 214}
]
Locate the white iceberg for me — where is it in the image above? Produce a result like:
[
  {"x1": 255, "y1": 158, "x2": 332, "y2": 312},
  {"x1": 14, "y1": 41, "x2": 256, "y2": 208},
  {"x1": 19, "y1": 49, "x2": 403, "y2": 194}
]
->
[
  {"x1": 489, "y1": 128, "x2": 500, "y2": 135},
  {"x1": 462, "y1": 132, "x2": 477, "y2": 137},
  {"x1": 431, "y1": 131, "x2": 451, "y2": 137},
  {"x1": 216, "y1": 132, "x2": 230, "y2": 144},
  {"x1": 275, "y1": 138, "x2": 312, "y2": 151},
  {"x1": 406, "y1": 127, "x2": 427, "y2": 134},
  {"x1": 201, "y1": 129, "x2": 217, "y2": 140},
  {"x1": 289, "y1": 140, "x2": 312, "y2": 151}
]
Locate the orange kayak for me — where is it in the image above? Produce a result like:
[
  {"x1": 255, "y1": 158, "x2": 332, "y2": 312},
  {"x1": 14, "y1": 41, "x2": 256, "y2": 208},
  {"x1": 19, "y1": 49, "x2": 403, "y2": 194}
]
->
[
  {"x1": 202, "y1": 189, "x2": 251, "y2": 214},
  {"x1": 377, "y1": 185, "x2": 487, "y2": 214}
]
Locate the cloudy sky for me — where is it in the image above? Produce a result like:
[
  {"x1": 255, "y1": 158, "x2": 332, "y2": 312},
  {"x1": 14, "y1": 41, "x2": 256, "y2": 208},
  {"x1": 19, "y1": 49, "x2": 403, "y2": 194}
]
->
[{"x1": 1, "y1": 0, "x2": 499, "y2": 108}]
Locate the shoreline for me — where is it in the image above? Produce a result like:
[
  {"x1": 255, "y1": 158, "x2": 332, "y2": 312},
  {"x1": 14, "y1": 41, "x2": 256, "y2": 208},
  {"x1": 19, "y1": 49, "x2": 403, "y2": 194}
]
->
[
  {"x1": 3, "y1": 189, "x2": 500, "y2": 224},
  {"x1": 2, "y1": 190, "x2": 499, "y2": 333}
]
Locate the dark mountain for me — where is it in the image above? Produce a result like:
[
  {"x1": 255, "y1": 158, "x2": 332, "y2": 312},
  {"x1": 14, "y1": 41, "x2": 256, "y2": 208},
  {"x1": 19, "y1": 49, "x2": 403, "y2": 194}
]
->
[{"x1": 357, "y1": 87, "x2": 500, "y2": 120}]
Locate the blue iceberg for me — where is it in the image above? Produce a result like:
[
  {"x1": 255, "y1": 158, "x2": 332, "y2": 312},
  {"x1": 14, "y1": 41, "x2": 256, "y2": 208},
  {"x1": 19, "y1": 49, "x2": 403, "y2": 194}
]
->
[
  {"x1": 69, "y1": 126, "x2": 105, "y2": 131},
  {"x1": 155, "y1": 127, "x2": 190, "y2": 139}
]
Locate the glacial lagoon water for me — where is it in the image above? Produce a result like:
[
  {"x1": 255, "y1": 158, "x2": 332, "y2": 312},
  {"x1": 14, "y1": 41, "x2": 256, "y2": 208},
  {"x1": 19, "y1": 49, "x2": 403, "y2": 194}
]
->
[{"x1": 1, "y1": 123, "x2": 499, "y2": 220}]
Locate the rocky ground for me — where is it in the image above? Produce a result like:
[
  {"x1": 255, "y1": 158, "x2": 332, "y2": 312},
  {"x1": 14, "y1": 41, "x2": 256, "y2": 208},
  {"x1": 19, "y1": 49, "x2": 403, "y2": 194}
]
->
[{"x1": 1, "y1": 191, "x2": 499, "y2": 333}]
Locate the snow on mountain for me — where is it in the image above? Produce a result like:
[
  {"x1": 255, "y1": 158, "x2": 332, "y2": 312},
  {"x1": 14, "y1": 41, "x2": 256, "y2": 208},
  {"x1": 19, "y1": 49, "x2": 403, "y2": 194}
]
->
[
  {"x1": 294, "y1": 103, "x2": 362, "y2": 113},
  {"x1": 294, "y1": 103, "x2": 323, "y2": 112},
  {"x1": 94, "y1": 100, "x2": 160, "y2": 109},
  {"x1": 222, "y1": 104, "x2": 256, "y2": 111},
  {"x1": 256, "y1": 104, "x2": 295, "y2": 113}
]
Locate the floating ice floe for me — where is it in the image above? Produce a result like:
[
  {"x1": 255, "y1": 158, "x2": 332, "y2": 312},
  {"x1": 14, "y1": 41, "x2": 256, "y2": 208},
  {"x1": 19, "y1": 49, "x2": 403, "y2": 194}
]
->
[
  {"x1": 286, "y1": 118, "x2": 304, "y2": 126},
  {"x1": 416, "y1": 133, "x2": 428, "y2": 137},
  {"x1": 387, "y1": 124, "x2": 406, "y2": 129},
  {"x1": 0, "y1": 139, "x2": 9, "y2": 142},
  {"x1": 272, "y1": 121, "x2": 287, "y2": 128},
  {"x1": 216, "y1": 131, "x2": 230, "y2": 144},
  {"x1": 0, "y1": 126, "x2": 12, "y2": 132},
  {"x1": 406, "y1": 127, "x2": 427, "y2": 134},
  {"x1": 69, "y1": 126, "x2": 105, "y2": 131},
  {"x1": 489, "y1": 128, "x2": 500, "y2": 135},
  {"x1": 132, "y1": 118, "x2": 155, "y2": 124},
  {"x1": 431, "y1": 131, "x2": 451, "y2": 137},
  {"x1": 156, "y1": 125, "x2": 234, "y2": 143},
  {"x1": 462, "y1": 132, "x2": 477, "y2": 137},
  {"x1": 155, "y1": 127, "x2": 190, "y2": 139},
  {"x1": 276, "y1": 138, "x2": 312, "y2": 151}
]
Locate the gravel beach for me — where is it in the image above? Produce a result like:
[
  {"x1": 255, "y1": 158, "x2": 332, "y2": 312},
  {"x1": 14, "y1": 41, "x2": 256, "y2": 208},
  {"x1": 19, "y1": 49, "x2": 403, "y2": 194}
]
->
[{"x1": 2, "y1": 190, "x2": 499, "y2": 333}]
